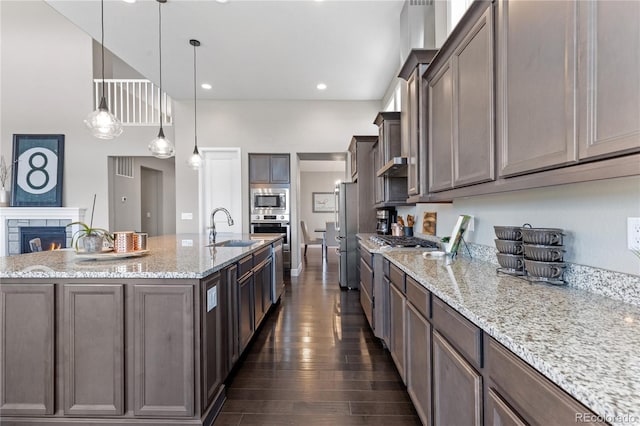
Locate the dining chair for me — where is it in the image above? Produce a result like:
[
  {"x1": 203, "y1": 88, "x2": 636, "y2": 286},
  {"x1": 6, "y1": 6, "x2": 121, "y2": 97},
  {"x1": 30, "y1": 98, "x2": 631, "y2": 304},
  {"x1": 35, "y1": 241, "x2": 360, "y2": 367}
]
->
[
  {"x1": 324, "y1": 221, "x2": 339, "y2": 259},
  {"x1": 300, "y1": 220, "x2": 322, "y2": 257}
]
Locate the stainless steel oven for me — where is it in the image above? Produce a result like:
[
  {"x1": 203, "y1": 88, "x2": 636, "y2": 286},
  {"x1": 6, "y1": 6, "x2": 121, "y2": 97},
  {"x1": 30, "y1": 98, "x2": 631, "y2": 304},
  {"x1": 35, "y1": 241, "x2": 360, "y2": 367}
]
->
[
  {"x1": 251, "y1": 218, "x2": 290, "y2": 270},
  {"x1": 251, "y1": 187, "x2": 289, "y2": 215}
]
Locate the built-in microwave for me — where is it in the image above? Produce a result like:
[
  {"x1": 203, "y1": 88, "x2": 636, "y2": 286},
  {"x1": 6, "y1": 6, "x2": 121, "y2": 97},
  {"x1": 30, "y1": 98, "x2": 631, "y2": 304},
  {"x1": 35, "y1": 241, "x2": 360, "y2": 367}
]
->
[{"x1": 251, "y1": 187, "x2": 289, "y2": 214}]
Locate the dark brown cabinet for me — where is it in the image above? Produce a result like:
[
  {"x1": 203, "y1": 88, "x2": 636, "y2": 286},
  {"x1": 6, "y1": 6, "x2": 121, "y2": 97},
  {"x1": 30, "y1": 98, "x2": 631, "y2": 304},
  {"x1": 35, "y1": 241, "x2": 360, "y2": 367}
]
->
[
  {"x1": 427, "y1": 3, "x2": 494, "y2": 192},
  {"x1": 486, "y1": 389, "x2": 527, "y2": 426},
  {"x1": 399, "y1": 49, "x2": 438, "y2": 199},
  {"x1": 497, "y1": 0, "x2": 578, "y2": 177},
  {"x1": 63, "y1": 284, "x2": 124, "y2": 416},
  {"x1": 0, "y1": 284, "x2": 54, "y2": 416},
  {"x1": 224, "y1": 264, "x2": 239, "y2": 375},
  {"x1": 406, "y1": 301, "x2": 432, "y2": 426},
  {"x1": 249, "y1": 153, "x2": 290, "y2": 184},
  {"x1": 238, "y1": 269, "x2": 254, "y2": 353},
  {"x1": 432, "y1": 331, "x2": 483, "y2": 426},
  {"x1": 349, "y1": 135, "x2": 378, "y2": 233},
  {"x1": 388, "y1": 264, "x2": 406, "y2": 383},
  {"x1": 201, "y1": 273, "x2": 223, "y2": 410},
  {"x1": 374, "y1": 112, "x2": 408, "y2": 205},
  {"x1": 577, "y1": 0, "x2": 640, "y2": 161},
  {"x1": 359, "y1": 252, "x2": 374, "y2": 330},
  {"x1": 133, "y1": 285, "x2": 194, "y2": 417},
  {"x1": 373, "y1": 141, "x2": 384, "y2": 205}
]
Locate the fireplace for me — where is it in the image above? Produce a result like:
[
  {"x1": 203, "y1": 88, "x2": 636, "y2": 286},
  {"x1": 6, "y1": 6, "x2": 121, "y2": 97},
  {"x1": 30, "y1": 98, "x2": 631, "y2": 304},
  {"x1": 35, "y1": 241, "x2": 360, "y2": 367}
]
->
[{"x1": 19, "y1": 226, "x2": 67, "y2": 253}]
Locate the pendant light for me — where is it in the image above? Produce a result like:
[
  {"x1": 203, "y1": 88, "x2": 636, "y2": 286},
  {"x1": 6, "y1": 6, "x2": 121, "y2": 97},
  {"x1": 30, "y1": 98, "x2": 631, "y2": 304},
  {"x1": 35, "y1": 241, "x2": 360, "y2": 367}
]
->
[
  {"x1": 84, "y1": 0, "x2": 123, "y2": 139},
  {"x1": 148, "y1": 0, "x2": 175, "y2": 159},
  {"x1": 187, "y1": 39, "x2": 202, "y2": 170}
]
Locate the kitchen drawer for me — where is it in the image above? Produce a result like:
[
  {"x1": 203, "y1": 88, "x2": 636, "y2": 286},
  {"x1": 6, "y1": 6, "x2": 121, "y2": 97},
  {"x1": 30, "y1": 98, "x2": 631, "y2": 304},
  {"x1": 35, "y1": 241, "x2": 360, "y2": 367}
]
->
[
  {"x1": 253, "y1": 245, "x2": 271, "y2": 267},
  {"x1": 486, "y1": 337, "x2": 605, "y2": 425},
  {"x1": 360, "y1": 257, "x2": 373, "y2": 296},
  {"x1": 389, "y1": 263, "x2": 405, "y2": 293},
  {"x1": 406, "y1": 276, "x2": 429, "y2": 319},
  {"x1": 432, "y1": 296, "x2": 482, "y2": 368},
  {"x1": 360, "y1": 247, "x2": 373, "y2": 269},
  {"x1": 237, "y1": 255, "x2": 253, "y2": 279}
]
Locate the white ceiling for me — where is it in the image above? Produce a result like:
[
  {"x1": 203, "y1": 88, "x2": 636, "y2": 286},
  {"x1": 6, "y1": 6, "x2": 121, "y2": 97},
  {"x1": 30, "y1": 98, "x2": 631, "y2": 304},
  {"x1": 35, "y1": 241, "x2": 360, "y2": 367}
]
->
[{"x1": 46, "y1": 0, "x2": 405, "y2": 101}]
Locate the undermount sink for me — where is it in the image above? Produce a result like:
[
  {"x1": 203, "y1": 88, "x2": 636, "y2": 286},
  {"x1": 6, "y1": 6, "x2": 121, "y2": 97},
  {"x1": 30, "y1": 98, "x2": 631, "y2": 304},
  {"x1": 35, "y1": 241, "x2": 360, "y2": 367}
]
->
[{"x1": 209, "y1": 240, "x2": 260, "y2": 248}]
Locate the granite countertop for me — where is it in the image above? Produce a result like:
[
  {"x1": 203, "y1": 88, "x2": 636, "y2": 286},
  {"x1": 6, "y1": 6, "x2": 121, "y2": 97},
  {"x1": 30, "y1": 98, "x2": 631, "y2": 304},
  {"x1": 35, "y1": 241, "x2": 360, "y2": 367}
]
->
[
  {"x1": 383, "y1": 250, "x2": 640, "y2": 426},
  {"x1": 0, "y1": 234, "x2": 282, "y2": 280}
]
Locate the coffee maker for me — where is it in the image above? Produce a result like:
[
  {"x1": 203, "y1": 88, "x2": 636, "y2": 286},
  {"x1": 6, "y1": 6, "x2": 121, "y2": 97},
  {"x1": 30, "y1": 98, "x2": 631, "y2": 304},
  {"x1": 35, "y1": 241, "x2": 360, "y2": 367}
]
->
[{"x1": 376, "y1": 207, "x2": 397, "y2": 235}]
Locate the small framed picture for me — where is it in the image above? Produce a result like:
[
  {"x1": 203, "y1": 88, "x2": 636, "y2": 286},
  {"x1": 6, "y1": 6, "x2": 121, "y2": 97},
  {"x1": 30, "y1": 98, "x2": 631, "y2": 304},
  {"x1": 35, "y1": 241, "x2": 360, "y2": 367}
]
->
[
  {"x1": 11, "y1": 134, "x2": 64, "y2": 207},
  {"x1": 312, "y1": 192, "x2": 335, "y2": 213}
]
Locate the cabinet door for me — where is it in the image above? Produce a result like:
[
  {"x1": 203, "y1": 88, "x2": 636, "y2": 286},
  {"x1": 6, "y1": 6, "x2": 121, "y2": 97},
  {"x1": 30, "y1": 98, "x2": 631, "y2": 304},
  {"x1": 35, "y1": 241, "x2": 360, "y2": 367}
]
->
[
  {"x1": 373, "y1": 142, "x2": 384, "y2": 204},
  {"x1": 270, "y1": 154, "x2": 290, "y2": 183},
  {"x1": 486, "y1": 389, "x2": 527, "y2": 426},
  {"x1": 249, "y1": 154, "x2": 271, "y2": 183},
  {"x1": 389, "y1": 281, "x2": 406, "y2": 383},
  {"x1": 238, "y1": 273, "x2": 254, "y2": 352},
  {"x1": 63, "y1": 285, "x2": 124, "y2": 416},
  {"x1": 202, "y1": 273, "x2": 222, "y2": 409},
  {"x1": 497, "y1": 0, "x2": 577, "y2": 176},
  {"x1": 134, "y1": 285, "x2": 194, "y2": 417},
  {"x1": 0, "y1": 284, "x2": 54, "y2": 415},
  {"x1": 407, "y1": 69, "x2": 420, "y2": 196},
  {"x1": 226, "y1": 265, "x2": 240, "y2": 369},
  {"x1": 262, "y1": 259, "x2": 273, "y2": 315},
  {"x1": 254, "y1": 264, "x2": 264, "y2": 327},
  {"x1": 428, "y1": 62, "x2": 454, "y2": 192},
  {"x1": 453, "y1": 7, "x2": 495, "y2": 187},
  {"x1": 577, "y1": 1, "x2": 640, "y2": 160},
  {"x1": 432, "y1": 331, "x2": 482, "y2": 426},
  {"x1": 406, "y1": 302, "x2": 432, "y2": 426}
]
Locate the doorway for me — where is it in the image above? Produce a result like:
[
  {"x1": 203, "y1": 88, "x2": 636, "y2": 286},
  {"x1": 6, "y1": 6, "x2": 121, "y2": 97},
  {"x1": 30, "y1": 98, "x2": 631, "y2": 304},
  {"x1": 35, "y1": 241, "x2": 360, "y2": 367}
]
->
[
  {"x1": 140, "y1": 166, "x2": 162, "y2": 237},
  {"x1": 200, "y1": 148, "x2": 243, "y2": 234}
]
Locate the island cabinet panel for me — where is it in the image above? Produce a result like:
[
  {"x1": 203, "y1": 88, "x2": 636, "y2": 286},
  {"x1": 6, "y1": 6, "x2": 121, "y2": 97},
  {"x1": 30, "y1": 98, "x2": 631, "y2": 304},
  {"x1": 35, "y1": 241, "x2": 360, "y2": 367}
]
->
[
  {"x1": 428, "y1": 63, "x2": 454, "y2": 192},
  {"x1": 497, "y1": 0, "x2": 578, "y2": 177},
  {"x1": 0, "y1": 284, "x2": 54, "y2": 416},
  {"x1": 63, "y1": 284, "x2": 124, "y2": 416},
  {"x1": 201, "y1": 273, "x2": 222, "y2": 411},
  {"x1": 238, "y1": 272, "x2": 255, "y2": 353},
  {"x1": 225, "y1": 264, "x2": 240, "y2": 370},
  {"x1": 406, "y1": 302, "x2": 432, "y2": 426},
  {"x1": 432, "y1": 331, "x2": 483, "y2": 426},
  {"x1": 133, "y1": 285, "x2": 194, "y2": 417},
  {"x1": 453, "y1": 7, "x2": 495, "y2": 188},
  {"x1": 253, "y1": 264, "x2": 264, "y2": 327},
  {"x1": 577, "y1": 0, "x2": 640, "y2": 161},
  {"x1": 486, "y1": 337, "x2": 605, "y2": 425}
]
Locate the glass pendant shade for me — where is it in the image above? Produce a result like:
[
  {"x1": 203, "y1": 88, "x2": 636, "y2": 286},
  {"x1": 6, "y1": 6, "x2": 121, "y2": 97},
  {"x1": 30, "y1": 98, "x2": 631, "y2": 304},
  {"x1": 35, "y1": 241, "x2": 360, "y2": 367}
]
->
[
  {"x1": 85, "y1": 97, "x2": 123, "y2": 139},
  {"x1": 187, "y1": 146, "x2": 202, "y2": 170},
  {"x1": 148, "y1": 127, "x2": 175, "y2": 159}
]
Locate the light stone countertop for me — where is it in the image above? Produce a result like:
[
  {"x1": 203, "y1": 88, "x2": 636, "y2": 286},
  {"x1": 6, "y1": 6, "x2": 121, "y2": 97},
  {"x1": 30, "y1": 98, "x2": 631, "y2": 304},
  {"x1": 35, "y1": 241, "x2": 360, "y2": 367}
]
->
[
  {"x1": 382, "y1": 249, "x2": 640, "y2": 426},
  {"x1": 0, "y1": 234, "x2": 282, "y2": 280}
]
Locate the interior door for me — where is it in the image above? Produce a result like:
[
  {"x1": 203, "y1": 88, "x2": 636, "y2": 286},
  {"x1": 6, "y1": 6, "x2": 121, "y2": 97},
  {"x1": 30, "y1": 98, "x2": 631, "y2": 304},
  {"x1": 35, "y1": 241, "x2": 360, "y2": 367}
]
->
[
  {"x1": 201, "y1": 148, "x2": 243, "y2": 234},
  {"x1": 140, "y1": 167, "x2": 161, "y2": 237}
]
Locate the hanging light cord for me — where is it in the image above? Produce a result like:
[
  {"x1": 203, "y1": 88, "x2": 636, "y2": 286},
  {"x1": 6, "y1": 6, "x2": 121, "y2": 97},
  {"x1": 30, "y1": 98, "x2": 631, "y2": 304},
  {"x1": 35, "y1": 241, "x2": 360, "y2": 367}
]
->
[
  {"x1": 100, "y1": 0, "x2": 105, "y2": 101},
  {"x1": 158, "y1": 0, "x2": 164, "y2": 132},
  {"x1": 193, "y1": 42, "x2": 198, "y2": 150}
]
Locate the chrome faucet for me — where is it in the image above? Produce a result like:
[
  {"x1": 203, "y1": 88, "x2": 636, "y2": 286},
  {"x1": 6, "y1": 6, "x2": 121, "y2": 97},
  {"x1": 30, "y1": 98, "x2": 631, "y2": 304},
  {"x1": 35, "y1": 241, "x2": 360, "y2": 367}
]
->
[{"x1": 209, "y1": 207, "x2": 234, "y2": 244}]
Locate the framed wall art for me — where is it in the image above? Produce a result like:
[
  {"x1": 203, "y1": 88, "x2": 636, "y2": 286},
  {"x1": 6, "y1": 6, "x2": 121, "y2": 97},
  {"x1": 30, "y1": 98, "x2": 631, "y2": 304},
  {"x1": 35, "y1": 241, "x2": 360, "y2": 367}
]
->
[
  {"x1": 312, "y1": 192, "x2": 335, "y2": 213},
  {"x1": 11, "y1": 134, "x2": 64, "y2": 207}
]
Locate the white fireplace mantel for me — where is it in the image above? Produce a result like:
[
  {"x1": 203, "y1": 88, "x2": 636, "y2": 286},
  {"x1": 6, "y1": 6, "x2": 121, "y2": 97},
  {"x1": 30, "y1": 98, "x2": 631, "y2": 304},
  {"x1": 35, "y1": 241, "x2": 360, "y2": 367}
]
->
[{"x1": 1, "y1": 207, "x2": 86, "y2": 257}]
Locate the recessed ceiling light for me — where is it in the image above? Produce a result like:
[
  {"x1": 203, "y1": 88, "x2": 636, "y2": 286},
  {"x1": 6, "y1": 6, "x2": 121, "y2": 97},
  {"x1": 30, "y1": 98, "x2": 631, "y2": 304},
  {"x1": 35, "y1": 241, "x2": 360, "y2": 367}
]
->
[
  {"x1": 122, "y1": 0, "x2": 136, "y2": 3},
  {"x1": 201, "y1": 83, "x2": 212, "y2": 90},
  {"x1": 317, "y1": 83, "x2": 327, "y2": 90},
  {"x1": 216, "y1": 0, "x2": 229, "y2": 3}
]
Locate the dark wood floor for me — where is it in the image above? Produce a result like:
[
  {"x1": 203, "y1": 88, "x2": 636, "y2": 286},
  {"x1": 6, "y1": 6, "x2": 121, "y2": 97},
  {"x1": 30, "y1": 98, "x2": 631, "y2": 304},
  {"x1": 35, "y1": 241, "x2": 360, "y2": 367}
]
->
[{"x1": 214, "y1": 247, "x2": 420, "y2": 425}]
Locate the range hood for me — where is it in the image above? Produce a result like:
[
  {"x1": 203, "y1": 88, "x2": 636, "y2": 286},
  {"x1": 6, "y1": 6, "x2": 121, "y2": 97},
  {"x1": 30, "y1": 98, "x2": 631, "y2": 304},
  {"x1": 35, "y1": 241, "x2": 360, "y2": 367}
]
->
[{"x1": 377, "y1": 157, "x2": 408, "y2": 177}]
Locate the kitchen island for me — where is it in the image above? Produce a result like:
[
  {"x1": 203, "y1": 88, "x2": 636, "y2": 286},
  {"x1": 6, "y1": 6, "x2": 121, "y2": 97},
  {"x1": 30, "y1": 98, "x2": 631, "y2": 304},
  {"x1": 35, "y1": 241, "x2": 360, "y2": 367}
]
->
[
  {"x1": 0, "y1": 233, "x2": 284, "y2": 426},
  {"x1": 358, "y1": 235, "x2": 640, "y2": 426}
]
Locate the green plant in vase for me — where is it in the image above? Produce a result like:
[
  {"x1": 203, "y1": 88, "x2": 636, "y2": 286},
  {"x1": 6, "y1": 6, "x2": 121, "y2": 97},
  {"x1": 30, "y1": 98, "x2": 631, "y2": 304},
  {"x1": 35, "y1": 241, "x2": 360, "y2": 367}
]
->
[
  {"x1": 0, "y1": 155, "x2": 15, "y2": 206},
  {"x1": 67, "y1": 194, "x2": 113, "y2": 253}
]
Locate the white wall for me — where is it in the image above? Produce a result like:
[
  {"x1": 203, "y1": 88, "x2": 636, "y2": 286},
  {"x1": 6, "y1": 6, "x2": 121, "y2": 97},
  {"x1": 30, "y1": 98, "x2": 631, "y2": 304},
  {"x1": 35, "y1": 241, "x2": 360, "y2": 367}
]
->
[
  {"x1": 173, "y1": 99, "x2": 380, "y2": 269},
  {"x1": 397, "y1": 176, "x2": 640, "y2": 276},
  {"x1": 300, "y1": 170, "x2": 344, "y2": 238},
  {"x1": 1, "y1": 1, "x2": 173, "y2": 232}
]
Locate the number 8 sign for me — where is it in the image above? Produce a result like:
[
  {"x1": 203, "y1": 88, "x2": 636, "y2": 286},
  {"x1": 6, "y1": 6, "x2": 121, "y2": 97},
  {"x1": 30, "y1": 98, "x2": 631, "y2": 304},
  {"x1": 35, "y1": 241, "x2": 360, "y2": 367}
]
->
[{"x1": 11, "y1": 134, "x2": 64, "y2": 207}]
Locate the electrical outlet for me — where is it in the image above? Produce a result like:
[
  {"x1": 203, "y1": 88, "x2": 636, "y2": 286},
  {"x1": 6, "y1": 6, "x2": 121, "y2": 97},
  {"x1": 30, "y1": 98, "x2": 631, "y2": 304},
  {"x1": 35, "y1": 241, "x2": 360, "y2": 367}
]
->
[{"x1": 628, "y1": 217, "x2": 640, "y2": 251}]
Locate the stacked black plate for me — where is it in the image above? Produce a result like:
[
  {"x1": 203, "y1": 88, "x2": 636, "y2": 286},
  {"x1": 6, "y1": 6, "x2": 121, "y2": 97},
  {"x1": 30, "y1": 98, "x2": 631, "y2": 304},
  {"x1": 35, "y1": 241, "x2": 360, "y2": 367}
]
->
[
  {"x1": 494, "y1": 225, "x2": 526, "y2": 275},
  {"x1": 521, "y1": 227, "x2": 566, "y2": 283}
]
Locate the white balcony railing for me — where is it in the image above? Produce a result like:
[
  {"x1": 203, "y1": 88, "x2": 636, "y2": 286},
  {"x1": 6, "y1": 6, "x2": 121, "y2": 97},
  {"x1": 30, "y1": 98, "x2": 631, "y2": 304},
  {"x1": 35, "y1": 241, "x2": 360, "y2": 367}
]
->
[{"x1": 92, "y1": 79, "x2": 173, "y2": 126}]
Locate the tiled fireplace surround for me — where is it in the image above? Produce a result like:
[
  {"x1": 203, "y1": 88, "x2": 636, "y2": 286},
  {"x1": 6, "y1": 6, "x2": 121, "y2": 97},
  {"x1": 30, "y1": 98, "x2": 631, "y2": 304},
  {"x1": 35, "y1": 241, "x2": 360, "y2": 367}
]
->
[{"x1": 0, "y1": 208, "x2": 85, "y2": 257}]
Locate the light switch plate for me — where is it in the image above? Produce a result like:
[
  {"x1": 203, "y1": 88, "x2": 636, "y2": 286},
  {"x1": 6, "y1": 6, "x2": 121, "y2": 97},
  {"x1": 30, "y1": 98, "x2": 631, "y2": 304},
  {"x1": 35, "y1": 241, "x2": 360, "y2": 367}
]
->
[
  {"x1": 628, "y1": 217, "x2": 640, "y2": 251},
  {"x1": 181, "y1": 212, "x2": 193, "y2": 220}
]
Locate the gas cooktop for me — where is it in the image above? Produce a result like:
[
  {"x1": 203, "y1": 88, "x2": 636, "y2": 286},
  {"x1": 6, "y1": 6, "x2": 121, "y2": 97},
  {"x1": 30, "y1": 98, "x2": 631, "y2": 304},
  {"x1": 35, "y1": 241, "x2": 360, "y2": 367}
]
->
[{"x1": 369, "y1": 235, "x2": 440, "y2": 249}]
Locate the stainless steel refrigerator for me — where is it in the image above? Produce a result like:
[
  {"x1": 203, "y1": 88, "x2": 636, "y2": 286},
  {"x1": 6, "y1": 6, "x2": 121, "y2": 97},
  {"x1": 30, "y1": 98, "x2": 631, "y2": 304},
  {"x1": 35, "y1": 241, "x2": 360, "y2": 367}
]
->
[{"x1": 335, "y1": 182, "x2": 359, "y2": 289}]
